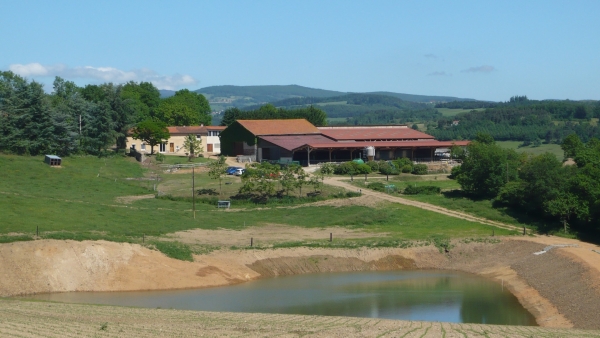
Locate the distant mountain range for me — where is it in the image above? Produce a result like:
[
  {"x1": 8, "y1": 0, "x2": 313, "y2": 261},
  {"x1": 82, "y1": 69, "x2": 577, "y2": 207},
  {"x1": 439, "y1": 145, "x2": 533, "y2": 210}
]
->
[{"x1": 159, "y1": 85, "x2": 477, "y2": 111}]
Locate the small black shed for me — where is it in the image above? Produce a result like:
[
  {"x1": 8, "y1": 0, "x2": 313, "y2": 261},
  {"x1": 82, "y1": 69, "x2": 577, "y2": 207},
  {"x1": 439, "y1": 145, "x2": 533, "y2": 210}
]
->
[{"x1": 44, "y1": 155, "x2": 62, "y2": 166}]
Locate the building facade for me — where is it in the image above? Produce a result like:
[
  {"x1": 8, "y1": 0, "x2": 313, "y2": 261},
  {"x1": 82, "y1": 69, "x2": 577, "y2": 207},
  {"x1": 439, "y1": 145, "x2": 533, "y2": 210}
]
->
[{"x1": 126, "y1": 125, "x2": 226, "y2": 156}]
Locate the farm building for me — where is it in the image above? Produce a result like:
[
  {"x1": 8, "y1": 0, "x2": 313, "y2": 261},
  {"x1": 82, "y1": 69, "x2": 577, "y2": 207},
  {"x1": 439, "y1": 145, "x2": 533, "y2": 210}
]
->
[
  {"x1": 219, "y1": 119, "x2": 468, "y2": 165},
  {"x1": 126, "y1": 125, "x2": 226, "y2": 156}
]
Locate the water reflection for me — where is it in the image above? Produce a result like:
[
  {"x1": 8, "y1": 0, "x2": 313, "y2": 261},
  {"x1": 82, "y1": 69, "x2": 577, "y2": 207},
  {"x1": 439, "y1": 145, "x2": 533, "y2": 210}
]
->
[{"x1": 21, "y1": 270, "x2": 536, "y2": 325}]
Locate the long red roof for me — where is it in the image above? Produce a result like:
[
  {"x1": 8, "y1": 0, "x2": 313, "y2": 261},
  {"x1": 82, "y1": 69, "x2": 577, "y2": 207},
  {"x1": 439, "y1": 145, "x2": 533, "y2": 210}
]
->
[
  {"x1": 237, "y1": 119, "x2": 320, "y2": 136},
  {"x1": 260, "y1": 135, "x2": 335, "y2": 151},
  {"x1": 318, "y1": 126, "x2": 435, "y2": 140},
  {"x1": 299, "y1": 140, "x2": 470, "y2": 151}
]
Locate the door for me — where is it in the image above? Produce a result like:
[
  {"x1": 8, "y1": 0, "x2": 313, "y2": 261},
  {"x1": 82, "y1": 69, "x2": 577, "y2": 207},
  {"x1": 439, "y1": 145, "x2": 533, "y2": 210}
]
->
[
  {"x1": 207, "y1": 144, "x2": 213, "y2": 152},
  {"x1": 169, "y1": 143, "x2": 174, "y2": 153}
]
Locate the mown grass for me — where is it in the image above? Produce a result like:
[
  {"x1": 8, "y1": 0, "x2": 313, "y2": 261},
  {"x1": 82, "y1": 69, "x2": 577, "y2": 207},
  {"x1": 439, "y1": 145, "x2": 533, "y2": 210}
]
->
[{"x1": 0, "y1": 154, "x2": 518, "y2": 258}]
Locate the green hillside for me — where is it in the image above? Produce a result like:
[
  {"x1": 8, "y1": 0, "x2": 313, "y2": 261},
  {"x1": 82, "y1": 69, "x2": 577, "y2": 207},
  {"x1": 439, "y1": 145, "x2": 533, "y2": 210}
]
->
[{"x1": 368, "y1": 91, "x2": 475, "y2": 103}]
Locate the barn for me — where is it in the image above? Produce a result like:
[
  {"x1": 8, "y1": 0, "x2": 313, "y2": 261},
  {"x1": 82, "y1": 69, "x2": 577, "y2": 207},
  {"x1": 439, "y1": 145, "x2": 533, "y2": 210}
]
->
[{"x1": 219, "y1": 119, "x2": 468, "y2": 165}]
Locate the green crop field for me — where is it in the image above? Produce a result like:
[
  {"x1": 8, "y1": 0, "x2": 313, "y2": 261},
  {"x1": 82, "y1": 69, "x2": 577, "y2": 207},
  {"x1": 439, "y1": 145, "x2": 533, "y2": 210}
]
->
[
  {"x1": 436, "y1": 108, "x2": 485, "y2": 117},
  {"x1": 0, "y1": 155, "x2": 517, "y2": 258},
  {"x1": 496, "y1": 141, "x2": 564, "y2": 160}
]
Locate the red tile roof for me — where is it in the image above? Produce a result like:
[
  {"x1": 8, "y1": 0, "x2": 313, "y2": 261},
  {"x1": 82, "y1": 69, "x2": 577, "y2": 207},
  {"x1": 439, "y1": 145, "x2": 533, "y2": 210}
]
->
[
  {"x1": 167, "y1": 126, "x2": 226, "y2": 134},
  {"x1": 300, "y1": 140, "x2": 469, "y2": 151},
  {"x1": 237, "y1": 119, "x2": 320, "y2": 136},
  {"x1": 260, "y1": 135, "x2": 336, "y2": 151},
  {"x1": 318, "y1": 126, "x2": 435, "y2": 141}
]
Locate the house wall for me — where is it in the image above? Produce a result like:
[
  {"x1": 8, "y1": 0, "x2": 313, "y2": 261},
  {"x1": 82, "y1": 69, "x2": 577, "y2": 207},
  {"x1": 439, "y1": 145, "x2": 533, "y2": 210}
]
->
[{"x1": 126, "y1": 134, "x2": 221, "y2": 156}]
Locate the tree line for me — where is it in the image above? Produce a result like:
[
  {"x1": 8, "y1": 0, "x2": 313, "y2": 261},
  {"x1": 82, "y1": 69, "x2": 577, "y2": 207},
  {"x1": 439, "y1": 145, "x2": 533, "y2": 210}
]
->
[
  {"x1": 220, "y1": 104, "x2": 327, "y2": 127},
  {"x1": 452, "y1": 133, "x2": 600, "y2": 238},
  {"x1": 0, "y1": 71, "x2": 211, "y2": 156},
  {"x1": 432, "y1": 99, "x2": 600, "y2": 143}
]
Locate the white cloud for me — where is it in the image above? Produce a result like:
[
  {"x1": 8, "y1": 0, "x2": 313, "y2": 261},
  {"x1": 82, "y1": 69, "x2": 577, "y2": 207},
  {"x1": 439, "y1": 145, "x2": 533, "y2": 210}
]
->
[
  {"x1": 461, "y1": 65, "x2": 495, "y2": 73},
  {"x1": 428, "y1": 71, "x2": 451, "y2": 76},
  {"x1": 8, "y1": 63, "x2": 197, "y2": 90}
]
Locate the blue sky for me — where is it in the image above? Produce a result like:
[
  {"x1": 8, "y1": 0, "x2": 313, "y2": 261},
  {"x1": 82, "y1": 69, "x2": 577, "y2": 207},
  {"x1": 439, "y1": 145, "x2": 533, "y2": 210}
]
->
[{"x1": 1, "y1": 0, "x2": 598, "y2": 101}]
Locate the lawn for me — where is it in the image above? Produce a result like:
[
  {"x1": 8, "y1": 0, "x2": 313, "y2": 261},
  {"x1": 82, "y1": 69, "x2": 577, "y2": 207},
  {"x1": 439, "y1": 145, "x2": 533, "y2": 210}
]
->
[
  {"x1": 0, "y1": 155, "x2": 517, "y2": 257},
  {"x1": 496, "y1": 141, "x2": 564, "y2": 160}
]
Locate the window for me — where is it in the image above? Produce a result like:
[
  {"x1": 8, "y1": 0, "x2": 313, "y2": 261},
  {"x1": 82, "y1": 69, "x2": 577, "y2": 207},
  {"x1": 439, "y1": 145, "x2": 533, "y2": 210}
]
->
[
  {"x1": 141, "y1": 143, "x2": 146, "y2": 150},
  {"x1": 196, "y1": 134, "x2": 201, "y2": 139},
  {"x1": 208, "y1": 130, "x2": 220, "y2": 136},
  {"x1": 159, "y1": 143, "x2": 166, "y2": 153},
  {"x1": 131, "y1": 144, "x2": 136, "y2": 150}
]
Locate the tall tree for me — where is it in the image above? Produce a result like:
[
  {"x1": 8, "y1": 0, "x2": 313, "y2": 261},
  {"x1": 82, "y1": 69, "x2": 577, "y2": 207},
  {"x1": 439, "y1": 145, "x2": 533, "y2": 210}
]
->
[
  {"x1": 84, "y1": 101, "x2": 116, "y2": 154},
  {"x1": 121, "y1": 81, "x2": 160, "y2": 122},
  {"x1": 155, "y1": 89, "x2": 211, "y2": 126},
  {"x1": 131, "y1": 119, "x2": 170, "y2": 155}
]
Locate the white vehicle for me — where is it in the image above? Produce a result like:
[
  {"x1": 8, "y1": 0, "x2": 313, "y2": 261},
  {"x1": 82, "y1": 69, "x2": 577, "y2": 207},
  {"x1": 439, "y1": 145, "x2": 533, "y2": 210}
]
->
[{"x1": 234, "y1": 168, "x2": 245, "y2": 176}]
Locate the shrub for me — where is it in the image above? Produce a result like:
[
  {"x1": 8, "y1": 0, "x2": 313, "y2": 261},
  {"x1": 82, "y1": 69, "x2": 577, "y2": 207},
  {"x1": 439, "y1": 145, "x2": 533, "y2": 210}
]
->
[
  {"x1": 366, "y1": 161, "x2": 379, "y2": 171},
  {"x1": 334, "y1": 161, "x2": 359, "y2": 175},
  {"x1": 412, "y1": 164, "x2": 428, "y2": 175},
  {"x1": 393, "y1": 157, "x2": 413, "y2": 169},
  {"x1": 368, "y1": 181, "x2": 386, "y2": 192},
  {"x1": 355, "y1": 163, "x2": 372, "y2": 175},
  {"x1": 449, "y1": 165, "x2": 461, "y2": 179},
  {"x1": 403, "y1": 185, "x2": 441, "y2": 195},
  {"x1": 401, "y1": 165, "x2": 413, "y2": 173},
  {"x1": 378, "y1": 162, "x2": 399, "y2": 176}
]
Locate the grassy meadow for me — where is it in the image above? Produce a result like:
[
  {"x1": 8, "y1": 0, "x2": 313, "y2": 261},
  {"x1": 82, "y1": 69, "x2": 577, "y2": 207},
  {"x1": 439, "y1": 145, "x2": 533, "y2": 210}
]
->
[
  {"x1": 351, "y1": 176, "x2": 540, "y2": 230},
  {"x1": 496, "y1": 141, "x2": 564, "y2": 160},
  {"x1": 0, "y1": 154, "x2": 516, "y2": 258},
  {"x1": 436, "y1": 108, "x2": 485, "y2": 117}
]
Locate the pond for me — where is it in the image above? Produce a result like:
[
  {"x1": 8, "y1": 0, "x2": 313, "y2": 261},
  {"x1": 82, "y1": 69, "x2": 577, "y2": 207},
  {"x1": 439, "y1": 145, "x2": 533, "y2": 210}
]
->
[{"x1": 23, "y1": 270, "x2": 536, "y2": 325}]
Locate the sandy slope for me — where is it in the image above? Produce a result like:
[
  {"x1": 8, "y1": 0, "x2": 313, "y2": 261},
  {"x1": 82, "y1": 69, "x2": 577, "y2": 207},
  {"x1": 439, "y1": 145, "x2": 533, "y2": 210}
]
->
[{"x1": 2, "y1": 237, "x2": 600, "y2": 329}]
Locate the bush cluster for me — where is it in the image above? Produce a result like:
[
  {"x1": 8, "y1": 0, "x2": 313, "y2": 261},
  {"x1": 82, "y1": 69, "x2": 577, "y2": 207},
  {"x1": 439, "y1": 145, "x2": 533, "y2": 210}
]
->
[{"x1": 403, "y1": 185, "x2": 441, "y2": 195}]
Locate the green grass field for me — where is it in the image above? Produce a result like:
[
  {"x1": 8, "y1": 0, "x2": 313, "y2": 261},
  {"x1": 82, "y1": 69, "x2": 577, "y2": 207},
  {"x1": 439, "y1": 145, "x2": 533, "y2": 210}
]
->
[
  {"x1": 496, "y1": 141, "x2": 564, "y2": 160},
  {"x1": 436, "y1": 108, "x2": 485, "y2": 117},
  {"x1": 0, "y1": 155, "x2": 517, "y2": 258},
  {"x1": 350, "y1": 177, "x2": 540, "y2": 230}
]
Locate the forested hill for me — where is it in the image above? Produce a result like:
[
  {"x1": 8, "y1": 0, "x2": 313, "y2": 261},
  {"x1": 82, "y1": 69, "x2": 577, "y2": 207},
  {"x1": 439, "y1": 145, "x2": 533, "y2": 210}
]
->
[
  {"x1": 159, "y1": 84, "x2": 477, "y2": 112},
  {"x1": 367, "y1": 91, "x2": 475, "y2": 103},
  {"x1": 431, "y1": 99, "x2": 600, "y2": 143},
  {"x1": 240, "y1": 93, "x2": 441, "y2": 125},
  {"x1": 198, "y1": 85, "x2": 344, "y2": 100}
]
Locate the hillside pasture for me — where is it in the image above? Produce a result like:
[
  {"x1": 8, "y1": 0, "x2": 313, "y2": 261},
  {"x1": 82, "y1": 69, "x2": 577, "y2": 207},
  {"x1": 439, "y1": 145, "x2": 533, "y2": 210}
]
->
[
  {"x1": 496, "y1": 141, "x2": 564, "y2": 160},
  {"x1": 0, "y1": 155, "x2": 515, "y2": 251},
  {"x1": 436, "y1": 108, "x2": 485, "y2": 117}
]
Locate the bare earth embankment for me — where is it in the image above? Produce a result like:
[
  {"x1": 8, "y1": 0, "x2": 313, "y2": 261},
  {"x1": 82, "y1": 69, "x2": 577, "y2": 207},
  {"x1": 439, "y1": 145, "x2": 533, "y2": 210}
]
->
[{"x1": 2, "y1": 235, "x2": 600, "y2": 336}]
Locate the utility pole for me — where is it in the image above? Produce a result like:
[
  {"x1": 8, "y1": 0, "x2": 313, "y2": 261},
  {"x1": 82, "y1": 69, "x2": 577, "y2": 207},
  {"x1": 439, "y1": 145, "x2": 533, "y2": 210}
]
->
[{"x1": 192, "y1": 165, "x2": 196, "y2": 219}]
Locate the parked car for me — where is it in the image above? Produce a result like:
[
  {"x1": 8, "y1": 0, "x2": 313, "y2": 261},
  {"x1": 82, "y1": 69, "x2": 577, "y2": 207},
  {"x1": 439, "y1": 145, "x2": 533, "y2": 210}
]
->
[
  {"x1": 234, "y1": 168, "x2": 245, "y2": 176},
  {"x1": 226, "y1": 166, "x2": 242, "y2": 175}
]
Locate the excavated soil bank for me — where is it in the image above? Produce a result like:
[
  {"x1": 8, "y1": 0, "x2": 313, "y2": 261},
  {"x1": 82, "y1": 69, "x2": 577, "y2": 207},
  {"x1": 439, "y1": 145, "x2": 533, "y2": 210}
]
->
[{"x1": 2, "y1": 238, "x2": 600, "y2": 329}]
